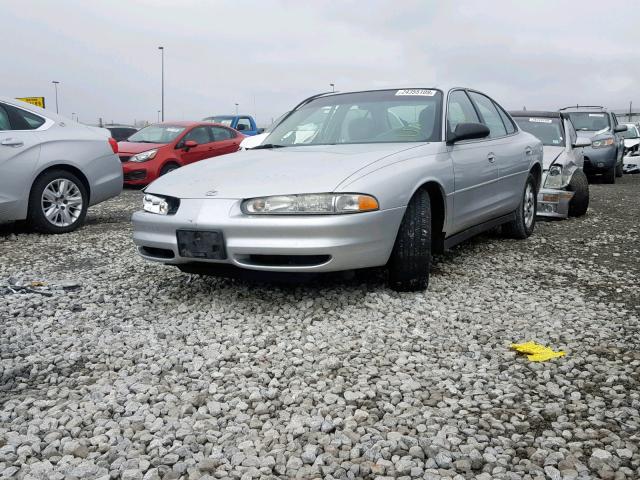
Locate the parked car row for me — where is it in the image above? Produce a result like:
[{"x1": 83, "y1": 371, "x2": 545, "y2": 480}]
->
[{"x1": 0, "y1": 90, "x2": 633, "y2": 291}]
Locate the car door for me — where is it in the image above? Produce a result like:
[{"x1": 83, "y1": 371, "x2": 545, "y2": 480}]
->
[
  {"x1": 209, "y1": 126, "x2": 240, "y2": 156},
  {"x1": 0, "y1": 102, "x2": 45, "y2": 220},
  {"x1": 446, "y1": 89, "x2": 500, "y2": 233},
  {"x1": 236, "y1": 117, "x2": 255, "y2": 135},
  {"x1": 611, "y1": 113, "x2": 624, "y2": 162},
  {"x1": 178, "y1": 126, "x2": 214, "y2": 164},
  {"x1": 468, "y1": 91, "x2": 530, "y2": 213}
]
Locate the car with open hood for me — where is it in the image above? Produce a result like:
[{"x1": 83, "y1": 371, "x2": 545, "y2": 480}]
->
[
  {"x1": 510, "y1": 111, "x2": 591, "y2": 218},
  {"x1": 0, "y1": 97, "x2": 122, "y2": 233},
  {"x1": 560, "y1": 106, "x2": 627, "y2": 183},
  {"x1": 132, "y1": 87, "x2": 542, "y2": 291}
]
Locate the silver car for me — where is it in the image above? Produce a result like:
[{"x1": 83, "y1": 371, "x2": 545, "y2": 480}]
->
[
  {"x1": 132, "y1": 87, "x2": 542, "y2": 291},
  {"x1": 510, "y1": 111, "x2": 591, "y2": 218},
  {"x1": 0, "y1": 97, "x2": 122, "y2": 233}
]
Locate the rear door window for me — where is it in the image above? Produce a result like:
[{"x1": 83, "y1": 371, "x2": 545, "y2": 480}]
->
[
  {"x1": 468, "y1": 91, "x2": 507, "y2": 138},
  {"x1": 1, "y1": 103, "x2": 46, "y2": 130},
  {"x1": 210, "y1": 126, "x2": 235, "y2": 141},
  {"x1": 0, "y1": 104, "x2": 11, "y2": 130},
  {"x1": 495, "y1": 104, "x2": 516, "y2": 134}
]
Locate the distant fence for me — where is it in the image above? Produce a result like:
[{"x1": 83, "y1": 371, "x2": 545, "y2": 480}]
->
[{"x1": 613, "y1": 111, "x2": 640, "y2": 123}]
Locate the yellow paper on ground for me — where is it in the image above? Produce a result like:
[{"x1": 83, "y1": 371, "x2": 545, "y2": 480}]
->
[{"x1": 510, "y1": 341, "x2": 565, "y2": 362}]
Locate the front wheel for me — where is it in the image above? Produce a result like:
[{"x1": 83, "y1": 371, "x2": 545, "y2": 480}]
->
[
  {"x1": 615, "y1": 161, "x2": 623, "y2": 178},
  {"x1": 27, "y1": 170, "x2": 88, "y2": 234},
  {"x1": 503, "y1": 173, "x2": 536, "y2": 239},
  {"x1": 602, "y1": 165, "x2": 616, "y2": 184},
  {"x1": 387, "y1": 189, "x2": 431, "y2": 292},
  {"x1": 567, "y1": 170, "x2": 589, "y2": 217}
]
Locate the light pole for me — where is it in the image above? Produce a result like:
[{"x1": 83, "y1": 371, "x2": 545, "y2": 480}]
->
[
  {"x1": 235, "y1": 103, "x2": 239, "y2": 115},
  {"x1": 157, "y1": 110, "x2": 161, "y2": 123},
  {"x1": 330, "y1": 83, "x2": 335, "y2": 93},
  {"x1": 52, "y1": 81, "x2": 60, "y2": 113},
  {"x1": 158, "y1": 46, "x2": 164, "y2": 121},
  {"x1": 71, "y1": 112, "x2": 76, "y2": 121}
]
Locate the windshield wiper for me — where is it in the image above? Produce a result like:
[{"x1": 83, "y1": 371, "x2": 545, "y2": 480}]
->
[{"x1": 250, "y1": 143, "x2": 286, "y2": 150}]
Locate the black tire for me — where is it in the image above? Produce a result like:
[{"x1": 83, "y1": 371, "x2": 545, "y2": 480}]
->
[
  {"x1": 602, "y1": 165, "x2": 616, "y2": 184},
  {"x1": 567, "y1": 170, "x2": 589, "y2": 217},
  {"x1": 503, "y1": 173, "x2": 536, "y2": 239},
  {"x1": 387, "y1": 189, "x2": 431, "y2": 292},
  {"x1": 27, "y1": 170, "x2": 88, "y2": 234},
  {"x1": 160, "y1": 163, "x2": 179, "y2": 176},
  {"x1": 615, "y1": 161, "x2": 623, "y2": 178}
]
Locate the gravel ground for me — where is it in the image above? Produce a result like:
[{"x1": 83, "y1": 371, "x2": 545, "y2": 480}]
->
[{"x1": 1, "y1": 175, "x2": 639, "y2": 480}]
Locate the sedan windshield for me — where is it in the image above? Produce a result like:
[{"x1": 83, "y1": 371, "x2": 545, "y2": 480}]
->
[
  {"x1": 205, "y1": 116, "x2": 233, "y2": 127},
  {"x1": 265, "y1": 89, "x2": 443, "y2": 146},
  {"x1": 567, "y1": 112, "x2": 610, "y2": 132},
  {"x1": 127, "y1": 125, "x2": 186, "y2": 143},
  {"x1": 513, "y1": 117, "x2": 565, "y2": 147},
  {"x1": 622, "y1": 125, "x2": 639, "y2": 139}
]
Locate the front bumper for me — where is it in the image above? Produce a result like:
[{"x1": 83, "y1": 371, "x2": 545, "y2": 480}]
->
[
  {"x1": 582, "y1": 145, "x2": 617, "y2": 173},
  {"x1": 537, "y1": 188, "x2": 574, "y2": 219},
  {"x1": 122, "y1": 161, "x2": 150, "y2": 185},
  {"x1": 132, "y1": 198, "x2": 405, "y2": 272},
  {"x1": 623, "y1": 156, "x2": 640, "y2": 174}
]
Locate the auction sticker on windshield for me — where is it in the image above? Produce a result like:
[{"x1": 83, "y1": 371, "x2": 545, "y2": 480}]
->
[
  {"x1": 529, "y1": 118, "x2": 553, "y2": 123},
  {"x1": 395, "y1": 89, "x2": 437, "y2": 96}
]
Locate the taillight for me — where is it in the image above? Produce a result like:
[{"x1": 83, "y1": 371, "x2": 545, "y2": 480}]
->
[{"x1": 108, "y1": 137, "x2": 118, "y2": 154}]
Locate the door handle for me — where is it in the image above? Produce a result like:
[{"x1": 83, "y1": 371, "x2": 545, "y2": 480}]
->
[
  {"x1": 487, "y1": 153, "x2": 496, "y2": 163},
  {"x1": 525, "y1": 147, "x2": 533, "y2": 155},
  {"x1": 1, "y1": 138, "x2": 24, "y2": 147}
]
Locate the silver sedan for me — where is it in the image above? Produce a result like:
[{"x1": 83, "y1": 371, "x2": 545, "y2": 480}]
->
[
  {"x1": 0, "y1": 97, "x2": 122, "y2": 233},
  {"x1": 133, "y1": 87, "x2": 542, "y2": 291}
]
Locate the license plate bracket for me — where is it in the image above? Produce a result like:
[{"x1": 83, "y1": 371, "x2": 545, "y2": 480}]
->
[{"x1": 176, "y1": 230, "x2": 226, "y2": 260}]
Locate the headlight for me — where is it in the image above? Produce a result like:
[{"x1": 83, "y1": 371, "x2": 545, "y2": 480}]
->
[
  {"x1": 544, "y1": 165, "x2": 564, "y2": 189},
  {"x1": 591, "y1": 138, "x2": 614, "y2": 149},
  {"x1": 143, "y1": 194, "x2": 179, "y2": 215},
  {"x1": 130, "y1": 149, "x2": 158, "y2": 162},
  {"x1": 241, "y1": 193, "x2": 379, "y2": 215}
]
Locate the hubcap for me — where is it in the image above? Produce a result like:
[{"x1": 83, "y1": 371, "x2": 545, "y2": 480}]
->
[
  {"x1": 523, "y1": 182, "x2": 535, "y2": 228},
  {"x1": 41, "y1": 179, "x2": 83, "y2": 227}
]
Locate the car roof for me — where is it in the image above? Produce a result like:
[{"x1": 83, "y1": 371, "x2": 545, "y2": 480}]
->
[
  {"x1": 509, "y1": 110, "x2": 561, "y2": 119},
  {"x1": 559, "y1": 105, "x2": 609, "y2": 113},
  {"x1": 105, "y1": 124, "x2": 137, "y2": 128}
]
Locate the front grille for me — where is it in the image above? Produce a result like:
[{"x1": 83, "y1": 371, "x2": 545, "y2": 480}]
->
[
  {"x1": 119, "y1": 155, "x2": 131, "y2": 162},
  {"x1": 123, "y1": 170, "x2": 146, "y2": 181}
]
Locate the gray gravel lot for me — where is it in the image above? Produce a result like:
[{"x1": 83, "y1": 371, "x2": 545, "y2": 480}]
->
[{"x1": 1, "y1": 176, "x2": 639, "y2": 480}]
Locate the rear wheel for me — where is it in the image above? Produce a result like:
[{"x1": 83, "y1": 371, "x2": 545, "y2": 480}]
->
[
  {"x1": 567, "y1": 170, "x2": 589, "y2": 217},
  {"x1": 27, "y1": 170, "x2": 88, "y2": 234},
  {"x1": 603, "y1": 165, "x2": 616, "y2": 184},
  {"x1": 503, "y1": 173, "x2": 536, "y2": 239},
  {"x1": 387, "y1": 189, "x2": 431, "y2": 292},
  {"x1": 160, "y1": 163, "x2": 179, "y2": 176}
]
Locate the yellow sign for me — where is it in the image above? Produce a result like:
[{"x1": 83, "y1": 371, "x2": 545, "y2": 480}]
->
[{"x1": 16, "y1": 97, "x2": 45, "y2": 109}]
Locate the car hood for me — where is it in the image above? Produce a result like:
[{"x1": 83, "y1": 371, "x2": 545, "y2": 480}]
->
[
  {"x1": 576, "y1": 127, "x2": 612, "y2": 139},
  {"x1": 146, "y1": 143, "x2": 422, "y2": 199},
  {"x1": 543, "y1": 146, "x2": 565, "y2": 169},
  {"x1": 624, "y1": 139, "x2": 640, "y2": 147},
  {"x1": 118, "y1": 142, "x2": 166, "y2": 154}
]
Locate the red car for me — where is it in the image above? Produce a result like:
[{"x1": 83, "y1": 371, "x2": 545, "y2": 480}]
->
[{"x1": 118, "y1": 121, "x2": 243, "y2": 185}]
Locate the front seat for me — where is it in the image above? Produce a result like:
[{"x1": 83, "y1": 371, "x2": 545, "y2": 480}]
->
[{"x1": 419, "y1": 107, "x2": 436, "y2": 141}]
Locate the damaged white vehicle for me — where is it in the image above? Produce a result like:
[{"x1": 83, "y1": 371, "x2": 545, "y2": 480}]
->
[
  {"x1": 510, "y1": 111, "x2": 591, "y2": 218},
  {"x1": 622, "y1": 123, "x2": 640, "y2": 174}
]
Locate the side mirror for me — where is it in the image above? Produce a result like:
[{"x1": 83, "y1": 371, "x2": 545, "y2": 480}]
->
[
  {"x1": 614, "y1": 124, "x2": 628, "y2": 133},
  {"x1": 184, "y1": 140, "x2": 198, "y2": 149},
  {"x1": 448, "y1": 122, "x2": 490, "y2": 144},
  {"x1": 236, "y1": 124, "x2": 247, "y2": 131},
  {"x1": 257, "y1": 128, "x2": 265, "y2": 134},
  {"x1": 573, "y1": 137, "x2": 592, "y2": 148}
]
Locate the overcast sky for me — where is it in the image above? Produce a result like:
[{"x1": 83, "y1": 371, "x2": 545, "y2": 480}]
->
[{"x1": 3, "y1": 0, "x2": 639, "y2": 126}]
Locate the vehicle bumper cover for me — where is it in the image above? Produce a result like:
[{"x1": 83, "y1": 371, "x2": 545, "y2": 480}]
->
[
  {"x1": 623, "y1": 156, "x2": 640, "y2": 174},
  {"x1": 122, "y1": 162, "x2": 150, "y2": 185},
  {"x1": 131, "y1": 198, "x2": 405, "y2": 272},
  {"x1": 537, "y1": 188, "x2": 574, "y2": 219},
  {"x1": 582, "y1": 145, "x2": 617, "y2": 173}
]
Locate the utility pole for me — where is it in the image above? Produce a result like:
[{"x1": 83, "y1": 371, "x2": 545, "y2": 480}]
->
[
  {"x1": 158, "y1": 46, "x2": 165, "y2": 121},
  {"x1": 52, "y1": 81, "x2": 60, "y2": 113},
  {"x1": 629, "y1": 101, "x2": 633, "y2": 122},
  {"x1": 330, "y1": 83, "x2": 335, "y2": 93},
  {"x1": 235, "y1": 103, "x2": 239, "y2": 115},
  {"x1": 157, "y1": 110, "x2": 161, "y2": 123}
]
